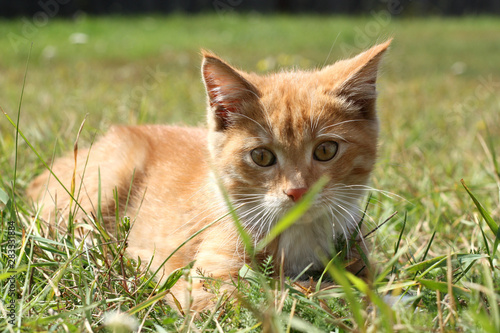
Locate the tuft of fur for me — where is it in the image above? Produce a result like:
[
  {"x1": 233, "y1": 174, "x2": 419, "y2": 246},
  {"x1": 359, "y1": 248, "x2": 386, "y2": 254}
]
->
[{"x1": 28, "y1": 40, "x2": 391, "y2": 311}]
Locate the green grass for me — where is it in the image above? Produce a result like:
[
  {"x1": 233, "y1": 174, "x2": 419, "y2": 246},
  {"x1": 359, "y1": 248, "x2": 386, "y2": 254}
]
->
[{"x1": 1, "y1": 14, "x2": 500, "y2": 332}]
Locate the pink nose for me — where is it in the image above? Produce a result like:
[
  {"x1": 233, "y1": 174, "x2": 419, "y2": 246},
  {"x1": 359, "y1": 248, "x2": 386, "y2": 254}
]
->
[{"x1": 285, "y1": 188, "x2": 308, "y2": 202}]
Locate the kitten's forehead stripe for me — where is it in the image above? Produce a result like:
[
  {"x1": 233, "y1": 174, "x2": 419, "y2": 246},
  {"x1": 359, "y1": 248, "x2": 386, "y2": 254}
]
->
[{"x1": 262, "y1": 76, "x2": 318, "y2": 148}]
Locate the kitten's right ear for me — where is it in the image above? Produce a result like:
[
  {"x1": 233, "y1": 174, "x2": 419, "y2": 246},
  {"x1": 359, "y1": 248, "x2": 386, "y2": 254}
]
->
[
  {"x1": 323, "y1": 39, "x2": 392, "y2": 119},
  {"x1": 202, "y1": 51, "x2": 259, "y2": 131}
]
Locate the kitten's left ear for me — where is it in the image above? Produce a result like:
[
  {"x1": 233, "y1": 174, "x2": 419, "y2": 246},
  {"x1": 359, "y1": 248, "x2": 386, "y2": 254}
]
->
[
  {"x1": 201, "y1": 51, "x2": 260, "y2": 131},
  {"x1": 325, "y1": 39, "x2": 392, "y2": 119}
]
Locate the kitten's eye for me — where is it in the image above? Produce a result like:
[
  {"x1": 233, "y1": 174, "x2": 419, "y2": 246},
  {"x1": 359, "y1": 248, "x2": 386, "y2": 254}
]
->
[
  {"x1": 314, "y1": 141, "x2": 338, "y2": 161},
  {"x1": 251, "y1": 148, "x2": 276, "y2": 167}
]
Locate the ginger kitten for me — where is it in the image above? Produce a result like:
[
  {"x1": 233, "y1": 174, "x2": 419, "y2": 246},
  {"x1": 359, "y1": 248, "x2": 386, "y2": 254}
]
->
[{"x1": 28, "y1": 40, "x2": 391, "y2": 311}]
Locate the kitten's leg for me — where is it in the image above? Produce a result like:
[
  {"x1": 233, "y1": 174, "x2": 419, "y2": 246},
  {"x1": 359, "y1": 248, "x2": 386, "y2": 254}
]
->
[
  {"x1": 167, "y1": 231, "x2": 245, "y2": 313},
  {"x1": 27, "y1": 126, "x2": 149, "y2": 235},
  {"x1": 167, "y1": 271, "x2": 237, "y2": 313}
]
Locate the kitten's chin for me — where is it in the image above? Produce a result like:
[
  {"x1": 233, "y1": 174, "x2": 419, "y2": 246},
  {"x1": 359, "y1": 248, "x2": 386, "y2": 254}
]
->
[{"x1": 293, "y1": 206, "x2": 331, "y2": 225}]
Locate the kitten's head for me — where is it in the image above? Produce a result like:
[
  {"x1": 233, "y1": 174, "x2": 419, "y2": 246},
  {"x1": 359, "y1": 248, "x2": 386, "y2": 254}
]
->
[{"x1": 201, "y1": 41, "x2": 391, "y2": 236}]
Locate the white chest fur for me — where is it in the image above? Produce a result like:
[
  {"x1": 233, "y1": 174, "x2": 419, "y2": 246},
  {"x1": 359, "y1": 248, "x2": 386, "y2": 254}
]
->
[{"x1": 278, "y1": 215, "x2": 336, "y2": 277}]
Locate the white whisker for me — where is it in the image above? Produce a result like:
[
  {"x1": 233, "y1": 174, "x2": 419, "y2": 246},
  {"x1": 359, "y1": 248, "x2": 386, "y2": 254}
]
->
[{"x1": 233, "y1": 112, "x2": 272, "y2": 137}]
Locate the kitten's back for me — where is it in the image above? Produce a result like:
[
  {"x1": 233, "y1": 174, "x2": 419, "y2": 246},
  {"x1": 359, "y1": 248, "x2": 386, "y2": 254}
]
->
[{"x1": 27, "y1": 125, "x2": 210, "y2": 232}]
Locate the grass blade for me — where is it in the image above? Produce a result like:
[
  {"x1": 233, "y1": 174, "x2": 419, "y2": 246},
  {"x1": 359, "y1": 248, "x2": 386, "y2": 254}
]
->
[
  {"x1": 461, "y1": 179, "x2": 500, "y2": 256},
  {"x1": 419, "y1": 229, "x2": 436, "y2": 263},
  {"x1": 256, "y1": 176, "x2": 329, "y2": 252},
  {"x1": 126, "y1": 290, "x2": 170, "y2": 316},
  {"x1": 417, "y1": 279, "x2": 469, "y2": 297},
  {"x1": 326, "y1": 262, "x2": 365, "y2": 332},
  {"x1": 479, "y1": 222, "x2": 495, "y2": 268},
  {"x1": 12, "y1": 43, "x2": 32, "y2": 201},
  {"x1": 461, "y1": 179, "x2": 498, "y2": 235},
  {"x1": 23, "y1": 302, "x2": 104, "y2": 326},
  {"x1": 391, "y1": 212, "x2": 406, "y2": 275},
  {"x1": 347, "y1": 273, "x2": 394, "y2": 333},
  {"x1": 406, "y1": 253, "x2": 486, "y2": 275}
]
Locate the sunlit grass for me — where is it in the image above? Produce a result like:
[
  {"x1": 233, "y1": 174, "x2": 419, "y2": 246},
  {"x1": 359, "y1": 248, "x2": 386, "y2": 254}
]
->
[{"x1": 1, "y1": 14, "x2": 499, "y2": 332}]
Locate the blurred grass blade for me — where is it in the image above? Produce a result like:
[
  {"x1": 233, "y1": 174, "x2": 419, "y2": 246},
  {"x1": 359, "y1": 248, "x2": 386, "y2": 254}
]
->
[
  {"x1": 461, "y1": 179, "x2": 500, "y2": 255},
  {"x1": 461, "y1": 179, "x2": 498, "y2": 235},
  {"x1": 326, "y1": 260, "x2": 365, "y2": 331},
  {"x1": 479, "y1": 223, "x2": 495, "y2": 268},
  {"x1": 375, "y1": 243, "x2": 410, "y2": 285},
  {"x1": 480, "y1": 261, "x2": 500, "y2": 330},
  {"x1": 69, "y1": 116, "x2": 87, "y2": 224},
  {"x1": 393, "y1": 212, "x2": 406, "y2": 255},
  {"x1": 257, "y1": 176, "x2": 329, "y2": 252},
  {"x1": 285, "y1": 316, "x2": 325, "y2": 333},
  {"x1": 347, "y1": 273, "x2": 394, "y2": 333},
  {"x1": 353, "y1": 243, "x2": 370, "y2": 273},
  {"x1": 11, "y1": 43, "x2": 31, "y2": 198},
  {"x1": 316, "y1": 256, "x2": 337, "y2": 292},
  {"x1": 391, "y1": 212, "x2": 406, "y2": 275},
  {"x1": 419, "y1": 230, "x2": 436, "y2": 262},
  {"x1": 454, "y1": 261, "x2": 476, "y2": 283},
  {"x1": 481, "y1": 125, "x2": 500, "y2": 180},
  {"x1": 0, "y1": 187, "x2": 10, "y2": 205},
  {"x1": 417, "y1": 279, "x2": 469, "y2": 297},
  {"x1": 406, "y1": 253, "x2": 486, "y2": 274}
]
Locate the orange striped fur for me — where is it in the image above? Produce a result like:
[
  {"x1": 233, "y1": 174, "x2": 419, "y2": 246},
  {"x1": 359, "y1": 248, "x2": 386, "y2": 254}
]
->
[{"x1": 28, "y1": 40, "x2": 391, "y2": 312}]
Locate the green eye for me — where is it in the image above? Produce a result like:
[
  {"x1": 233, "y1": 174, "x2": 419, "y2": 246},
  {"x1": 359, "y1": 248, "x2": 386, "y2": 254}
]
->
[
  {"x1": 313, "y1": 141, "x2": 338, "y2": 161},
  {"x1": 251, "y1": 148, "x2": 276, "y2": 167}
]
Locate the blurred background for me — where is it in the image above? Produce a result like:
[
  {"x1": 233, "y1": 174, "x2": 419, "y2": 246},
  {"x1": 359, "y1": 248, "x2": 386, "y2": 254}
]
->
[{"x1": 2, "y1": 0, "x2": 500, "y2": 17}]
